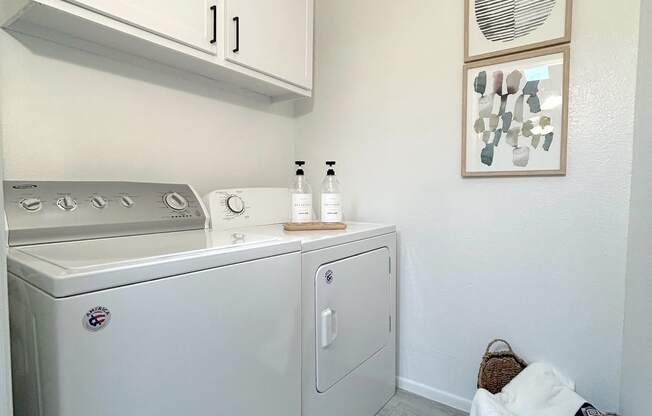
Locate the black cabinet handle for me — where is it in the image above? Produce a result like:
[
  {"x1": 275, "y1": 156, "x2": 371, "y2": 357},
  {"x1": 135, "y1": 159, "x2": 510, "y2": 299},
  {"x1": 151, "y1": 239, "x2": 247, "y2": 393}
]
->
[
  {"x1": 233, "y1": 16, "x2": 240, "y2": 53},
  {"x1": 210, "y1": 5, "x2": 217, "y2": 44}
]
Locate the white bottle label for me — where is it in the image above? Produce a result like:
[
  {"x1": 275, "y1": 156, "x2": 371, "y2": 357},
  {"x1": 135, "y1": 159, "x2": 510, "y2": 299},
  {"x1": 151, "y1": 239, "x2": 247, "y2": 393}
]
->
[
  {"x1": 291, "y1": 193, "x2": 313, "y2": 223},
  {"x1": 321, "y1": 193, "x2": 342, "y2": 223}
]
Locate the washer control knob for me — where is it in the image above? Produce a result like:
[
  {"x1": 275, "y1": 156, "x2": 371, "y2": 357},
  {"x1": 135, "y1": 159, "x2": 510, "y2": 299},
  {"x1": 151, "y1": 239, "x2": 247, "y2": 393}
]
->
[
  {"x1": 91, "y1": 195, "x2": 108, "y2": 209},
  {"x1": 164, "y1": 192, "x2": 188, "y2": 211},
  {"x1": 20, "y1": 198, "x2": 42, "y2": 212},
  {"x1": 57, "y1": 195, "x2": 77, "y2": 211},
  {"x1": 121, "y1": 195, "x2": 135, "y2": 208},
  {"x1": 226, "y1": 195, "x2": 245, "y2": 214}
]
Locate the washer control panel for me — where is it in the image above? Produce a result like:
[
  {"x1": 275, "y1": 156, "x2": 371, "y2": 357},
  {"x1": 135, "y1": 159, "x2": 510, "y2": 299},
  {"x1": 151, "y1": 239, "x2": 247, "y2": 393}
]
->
[
  {"x1": 204, "y1": 188, "x2": 290, "y2": 230},
  {"x1": 4, "y1": 181, "x2": 208, "y2": 246}
]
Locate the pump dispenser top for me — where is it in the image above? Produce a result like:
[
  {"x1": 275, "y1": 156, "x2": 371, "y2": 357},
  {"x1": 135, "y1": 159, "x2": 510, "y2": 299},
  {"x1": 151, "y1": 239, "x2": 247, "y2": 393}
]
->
[
  {"x1": 320, "y1": 161, "x2": 343, "y2": 223},
  {"x1": 290, "y1": 161, "x2": 313, "y2": 223},
  {"x1": 295, "y1": 161, "x2": 306, "y2": 175},
  {"x1": 326, "y1": 161, "x2": 336, "y2": 176}
]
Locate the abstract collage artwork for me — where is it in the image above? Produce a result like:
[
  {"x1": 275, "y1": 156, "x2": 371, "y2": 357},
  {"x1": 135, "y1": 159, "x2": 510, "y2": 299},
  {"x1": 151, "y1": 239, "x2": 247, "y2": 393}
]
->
[
  {"x1": 465, "y1": 0, "x2": 572, "y2": 62},
  {"x1": 462, "y1": 46, "x2": 569, "y2": 177}
]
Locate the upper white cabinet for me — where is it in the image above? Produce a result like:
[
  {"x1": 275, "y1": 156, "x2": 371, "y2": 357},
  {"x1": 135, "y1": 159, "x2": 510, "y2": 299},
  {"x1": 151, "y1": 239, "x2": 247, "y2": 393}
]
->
[
  {"x1": 64, "y1": 0, "x2": 218, "y2": 55},
  {"x1": 0, "y1": 0, "x2": 313, "y2": 100},
  {"x1": 225, "y1": 0, "x2": 312, "y2": 89}
]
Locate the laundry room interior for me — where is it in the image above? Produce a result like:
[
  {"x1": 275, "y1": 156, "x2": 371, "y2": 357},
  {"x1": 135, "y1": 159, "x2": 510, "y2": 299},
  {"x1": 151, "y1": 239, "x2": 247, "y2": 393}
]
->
[{"x1": 0, "y1": 0, "x2": 650, "y2": 415}]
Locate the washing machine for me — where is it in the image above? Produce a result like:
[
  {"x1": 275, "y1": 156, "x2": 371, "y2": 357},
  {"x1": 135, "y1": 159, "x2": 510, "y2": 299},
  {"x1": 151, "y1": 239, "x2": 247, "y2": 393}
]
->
[
  {"x1": 205, "y1": 188, "x2": 397, "y2": 416},
  {"x1": 4, "y1": 181, "x2": 302, "y2": 416}
]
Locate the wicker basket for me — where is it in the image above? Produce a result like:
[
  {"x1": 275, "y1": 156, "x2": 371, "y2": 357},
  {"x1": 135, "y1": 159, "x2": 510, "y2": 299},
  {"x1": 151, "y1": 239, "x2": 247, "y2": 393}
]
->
[{"x1": 477, "y1": 339, "x2": 527, "y2": 394}]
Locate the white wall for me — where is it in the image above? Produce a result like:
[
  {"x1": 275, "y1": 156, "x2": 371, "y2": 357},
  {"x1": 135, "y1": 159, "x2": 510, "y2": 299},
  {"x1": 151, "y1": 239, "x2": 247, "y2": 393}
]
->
[
  {"x1": 296, "y1": 0, "x2": 640, "y2": 411},
  {"x1": 0, "y1": 31, "x2": 296, "y2": 195},
  {"x1": 620, "y1": 0, "x2": 652, "y2": 414}
]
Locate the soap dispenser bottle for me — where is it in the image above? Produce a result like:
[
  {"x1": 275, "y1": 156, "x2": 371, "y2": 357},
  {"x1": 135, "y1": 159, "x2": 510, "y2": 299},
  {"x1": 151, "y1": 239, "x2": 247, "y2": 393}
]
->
[
  {"x1": 320, "y1": 161, "x2": 343, "y2": 223},
  {"x1": 291, "y1": 161, "x2": 313, "y2": 223}
]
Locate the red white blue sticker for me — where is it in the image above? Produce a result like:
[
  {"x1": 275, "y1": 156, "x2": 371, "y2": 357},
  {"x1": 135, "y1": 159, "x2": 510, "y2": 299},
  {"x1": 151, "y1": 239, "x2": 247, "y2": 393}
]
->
[{"x1": 83, "y1": 306, "x2": 111, "y2": 332}]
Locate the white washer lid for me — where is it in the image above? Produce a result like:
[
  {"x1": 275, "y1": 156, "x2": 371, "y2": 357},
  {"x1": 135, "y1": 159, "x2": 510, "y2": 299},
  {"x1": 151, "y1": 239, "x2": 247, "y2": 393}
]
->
[{"x1": 8, "y1": 229, "x2": 300, "y2": 298}]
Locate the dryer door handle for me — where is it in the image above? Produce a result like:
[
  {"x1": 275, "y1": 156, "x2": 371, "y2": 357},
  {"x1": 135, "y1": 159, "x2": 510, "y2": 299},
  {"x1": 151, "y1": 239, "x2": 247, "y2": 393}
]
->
[{"x1": 320, "y1": 308, "x2": 338, "y2": 349}]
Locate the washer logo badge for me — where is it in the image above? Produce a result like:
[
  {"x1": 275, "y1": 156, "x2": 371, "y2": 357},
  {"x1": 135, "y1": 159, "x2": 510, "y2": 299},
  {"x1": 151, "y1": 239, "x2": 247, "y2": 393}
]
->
[
  {"x1": 325, "y1": 270, "x2": 334, "y2": 284},
  {"x1": 83, "y1": 306, "x2": 111, "y2": 332}
]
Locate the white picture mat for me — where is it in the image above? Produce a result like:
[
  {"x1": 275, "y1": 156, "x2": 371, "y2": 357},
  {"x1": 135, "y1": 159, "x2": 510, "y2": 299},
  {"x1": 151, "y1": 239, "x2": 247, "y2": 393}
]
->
[
  {"x1": 467, "y1": 0, "x2": 568, "y2": 58},
  {"x1": 465, "y1": 52, "x2": 565, "y2": 173}
]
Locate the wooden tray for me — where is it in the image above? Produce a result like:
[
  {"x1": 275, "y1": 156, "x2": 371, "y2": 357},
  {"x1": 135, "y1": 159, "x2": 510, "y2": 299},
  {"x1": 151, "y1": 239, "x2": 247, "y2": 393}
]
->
[{"x1": 283, "y1": 222, "x2": 347, "y2": 231}]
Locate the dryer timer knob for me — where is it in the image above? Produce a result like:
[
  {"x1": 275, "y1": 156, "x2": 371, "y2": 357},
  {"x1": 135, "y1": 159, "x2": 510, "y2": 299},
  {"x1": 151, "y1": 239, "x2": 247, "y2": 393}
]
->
[{"x1": 226, "y1": 195, "x2": 245, "y2": 214}]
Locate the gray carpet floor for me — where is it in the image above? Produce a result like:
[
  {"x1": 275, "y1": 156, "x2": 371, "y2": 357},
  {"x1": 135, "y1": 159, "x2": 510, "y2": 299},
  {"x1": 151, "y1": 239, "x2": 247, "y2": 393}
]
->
[{"x1": 378, "y1": 390, "x2": 468, "y2": 416}]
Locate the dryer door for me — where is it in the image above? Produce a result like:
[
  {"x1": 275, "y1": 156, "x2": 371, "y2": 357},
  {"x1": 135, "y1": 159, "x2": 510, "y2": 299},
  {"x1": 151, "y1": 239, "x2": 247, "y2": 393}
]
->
[{"x1": 315, "y1": 248, "x2": 390, "y2": 393}]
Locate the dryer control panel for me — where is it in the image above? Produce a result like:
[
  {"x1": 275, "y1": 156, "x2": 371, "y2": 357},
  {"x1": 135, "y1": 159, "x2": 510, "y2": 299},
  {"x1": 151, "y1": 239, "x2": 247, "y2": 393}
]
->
[
  {"x1": 204, "y1": 188, "x2": 290, "y2": 230},
  {"x1": 4, "y1": 181, "x2": 208, "y2": 246}
]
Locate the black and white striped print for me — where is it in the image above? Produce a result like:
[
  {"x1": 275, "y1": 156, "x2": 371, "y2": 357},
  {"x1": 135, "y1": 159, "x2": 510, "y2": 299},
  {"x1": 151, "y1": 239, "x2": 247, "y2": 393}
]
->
[{"x1": 475, "y1": 0, "x2": 557, "y2": 42}]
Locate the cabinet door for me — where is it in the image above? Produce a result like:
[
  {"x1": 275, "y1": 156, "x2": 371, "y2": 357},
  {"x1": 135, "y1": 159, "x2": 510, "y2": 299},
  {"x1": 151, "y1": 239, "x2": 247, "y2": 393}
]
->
[
  {"x1": 225, "y1": 0, "x2": 313, "y2": 89},
  {"x1": 64, "y1": 0, "x2": 219, "y2": 54}
]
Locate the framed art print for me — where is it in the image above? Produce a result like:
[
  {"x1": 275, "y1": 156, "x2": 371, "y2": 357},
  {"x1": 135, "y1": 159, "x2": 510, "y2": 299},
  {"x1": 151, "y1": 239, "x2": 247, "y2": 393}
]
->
[
  {"x1": 462, "y1": 45, "x2": 569, "y2": 177},
  {"x1": 465, "y1": 0, "x2": 572, "y2": 62}
]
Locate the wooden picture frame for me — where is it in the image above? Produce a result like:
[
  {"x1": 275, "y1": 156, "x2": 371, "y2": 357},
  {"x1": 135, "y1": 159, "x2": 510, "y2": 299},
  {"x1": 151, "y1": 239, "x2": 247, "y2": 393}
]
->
[
  {"x1": 465, "y1": 0, "x2": 573, "y2": 63},
  {"x1": 462, "y1": 45, "x2": 570, "y2": 177}
]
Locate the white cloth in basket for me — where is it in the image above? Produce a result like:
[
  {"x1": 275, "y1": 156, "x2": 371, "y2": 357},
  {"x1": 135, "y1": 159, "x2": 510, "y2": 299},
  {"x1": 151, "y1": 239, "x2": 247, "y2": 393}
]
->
[{"x1": 470, "y1": 362, "x2": 600, "y2": 416}]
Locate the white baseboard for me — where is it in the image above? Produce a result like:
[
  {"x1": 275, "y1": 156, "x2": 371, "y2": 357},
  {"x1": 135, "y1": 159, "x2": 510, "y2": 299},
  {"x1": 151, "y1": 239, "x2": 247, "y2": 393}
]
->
[{"x1": 397, "y1": 377, "x2": 472, "y2": 413}]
